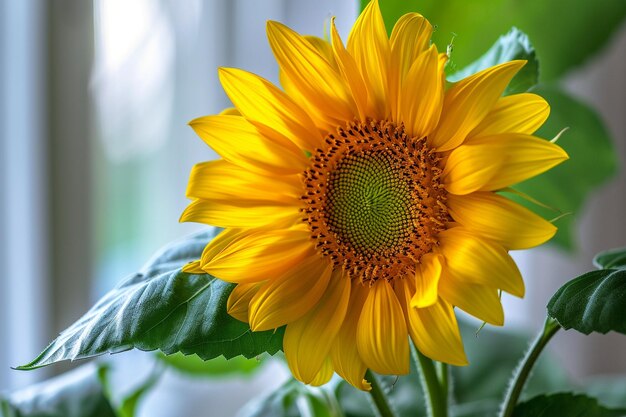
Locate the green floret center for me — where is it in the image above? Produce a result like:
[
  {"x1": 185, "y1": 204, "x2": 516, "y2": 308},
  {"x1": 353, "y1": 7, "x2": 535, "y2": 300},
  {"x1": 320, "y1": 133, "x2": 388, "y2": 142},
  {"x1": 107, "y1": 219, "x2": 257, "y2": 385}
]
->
[{"x1": 326, "y1": 151, "x2": 412, "y2": 254}]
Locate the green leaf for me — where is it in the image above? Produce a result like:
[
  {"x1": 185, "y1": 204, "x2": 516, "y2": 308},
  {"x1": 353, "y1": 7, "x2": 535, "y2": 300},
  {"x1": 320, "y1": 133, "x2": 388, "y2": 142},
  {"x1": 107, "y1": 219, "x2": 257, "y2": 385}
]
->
[
  {"x1": 117, "y1": 370, "x2": 161, "y2": 417},
  {"x1": 156, "y1": 352, "x2": 262, "y2": 377},
  {"x1": 238, "y1": 378, "x2": 343, "y2": 417},
  {"x1": 594, "y1": 247, "x2": 626, "y2": 270},
  {"x1": 547, "y1": 268, "x2": 626, "y2": 335},
  {"x1": 18, "y1": 229, "x2": 284, "y2": 370},
  {"x1": 448, "y1": 27, "x2": 538, "y2": 95},
  {"x1": 238, "y1": 379, "x2": 301, "y2": 417},
  {"x1": 0, "y1": 365, "x2": 117, "y2": 417},
  {"x1": 98, "y1": 362, "x2": 161, "y2": 417},
  {"x1": 371, "y1": 0, "x2": 626, "y2": 80},
  {"x1": 510, "y1": 85, "x2": 617, "y2": 250},
  {"x1": 512, "y1": 393, "x2": 626, "y2": 417}
]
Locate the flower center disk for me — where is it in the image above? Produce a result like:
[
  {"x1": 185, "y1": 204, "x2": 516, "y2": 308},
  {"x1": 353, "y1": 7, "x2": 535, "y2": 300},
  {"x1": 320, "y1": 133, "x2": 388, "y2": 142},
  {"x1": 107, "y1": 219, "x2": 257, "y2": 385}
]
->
[{"x1": 302, "y1": 120, "x2": 449, "y2": 283}]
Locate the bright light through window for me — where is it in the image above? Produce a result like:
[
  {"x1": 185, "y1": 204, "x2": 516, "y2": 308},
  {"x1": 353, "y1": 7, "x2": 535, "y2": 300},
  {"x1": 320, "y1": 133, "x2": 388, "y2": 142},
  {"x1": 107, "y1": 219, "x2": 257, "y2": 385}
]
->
[{"x1": 93, "y1": 0, "x2": 175, "y2": 162}]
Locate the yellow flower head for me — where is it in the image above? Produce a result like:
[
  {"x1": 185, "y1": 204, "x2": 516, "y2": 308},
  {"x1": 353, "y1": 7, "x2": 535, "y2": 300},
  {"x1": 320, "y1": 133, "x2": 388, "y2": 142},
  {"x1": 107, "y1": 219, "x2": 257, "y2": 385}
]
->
[{"x1": 181, "y1": 1, "x2": 568, "y2": 390}]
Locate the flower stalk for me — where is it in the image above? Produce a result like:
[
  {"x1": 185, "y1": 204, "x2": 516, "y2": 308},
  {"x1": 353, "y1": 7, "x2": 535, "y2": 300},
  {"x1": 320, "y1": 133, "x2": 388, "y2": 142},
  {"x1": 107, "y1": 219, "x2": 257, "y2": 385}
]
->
[
  {"x1": 365, "y1": 370, "x2": 398, "y2": 417},
  {"x1": 437, "y1": 362, "x2": 449, "y2": 403},
  {"x1": 413, "y1": 344, "x2": 448, "y2": 417},
  {"x1": 499, "y1": 317, "x2": 561, "y2": 417}
]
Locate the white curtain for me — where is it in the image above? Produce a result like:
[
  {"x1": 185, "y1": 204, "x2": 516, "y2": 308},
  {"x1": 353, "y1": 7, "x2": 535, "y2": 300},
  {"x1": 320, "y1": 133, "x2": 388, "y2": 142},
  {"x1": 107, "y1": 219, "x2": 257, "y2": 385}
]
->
[{"x1": 0, "y1": 0, "x2": 50, "y2": 391}]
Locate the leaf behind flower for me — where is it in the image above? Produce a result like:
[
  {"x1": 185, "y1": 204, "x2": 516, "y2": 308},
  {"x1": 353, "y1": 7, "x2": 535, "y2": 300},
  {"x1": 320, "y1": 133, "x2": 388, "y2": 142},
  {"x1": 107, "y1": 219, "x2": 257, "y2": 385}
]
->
[{"x1": 17, "y1": 229, "x2": 284, "y2": 370}]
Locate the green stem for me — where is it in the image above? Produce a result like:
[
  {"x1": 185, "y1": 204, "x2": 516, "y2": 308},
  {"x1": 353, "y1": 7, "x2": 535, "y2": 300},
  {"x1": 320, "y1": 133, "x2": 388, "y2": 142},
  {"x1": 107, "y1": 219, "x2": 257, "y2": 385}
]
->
[
  {"x1": 412, "y1": 345, "x2": 447, "y2": 417},
  {"x1": 437, "y1": 362, "x2": 449, "y2": 402},
  {"x1": 365, "y1": 370, "x2": 398, "y2": 417},
  {"x1": 499, "y1": 317, "x2": 561, "y2": 417}
]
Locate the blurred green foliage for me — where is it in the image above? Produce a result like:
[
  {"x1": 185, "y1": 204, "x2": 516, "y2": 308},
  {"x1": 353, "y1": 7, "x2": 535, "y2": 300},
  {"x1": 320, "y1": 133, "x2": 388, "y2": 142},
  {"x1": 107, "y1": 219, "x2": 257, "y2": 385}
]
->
[
  {"x1": 331, "y1": 320, "x2": 570, "y2": 417},
  {"x1": 156, "y1": 352, "x2": 262, "y2": 377},
  {"x1": 1, "y1": 365, "x2": 116, "y2": 417},
  {"x1": 98, "y1": 364, "x2": 161, "y2": 417},
  {"x1": 447, "y1": 28, "x2": 538, "y2": 96},
  {"x1": 238, "y1": 378, "x2": 343, "y2": 417},
  {"x1": 594, "y1": 246, "x2": 626, "y2": 269}
]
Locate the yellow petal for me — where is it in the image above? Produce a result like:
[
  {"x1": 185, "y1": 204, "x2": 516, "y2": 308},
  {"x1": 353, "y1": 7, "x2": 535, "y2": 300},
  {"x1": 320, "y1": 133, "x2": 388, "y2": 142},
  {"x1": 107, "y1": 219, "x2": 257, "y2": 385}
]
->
[
  {"x1": 199, "y1": 228, "x2": 246, "y2": 266},
  {"x1": 438, "y1": 272, "x2": 504, "y2": 326},
  {"x1": 467, "y1": 93, "x2": 550, "y2": 140},
  {"x1": 411, "y1": 252, "x2": 443, "y2": 308},
  {"x1": 227, "y1": 282, "x2": 262, "y2": 322},
  {"x1": 357, "y1": 279, "x2": 409, "y2": 375},
  {"x1": 430, "y1": 60, "x2": 526, "y2": 152},
  {"x1": 218, "y1": 67, "x2": 321, "y2": 151},
  {"x1": 182, "y1": 260, "x2": 205, "y2": 274},
  {"x1": 465, "y1": 133, "x2": 569, "y2": 191},
  {"x1": 309, "y1": 357, "x2": 334, "y2": 387},
  {"x1": 399, "y1": 45, "x2": 444, "y2": 139},
  {"x1": 438, "y1": 52, "x2": 449, "y2": 70},
  {"x1": 201, "y1": 228, "x2": 314, "y2": 283},
  {"x1": 330, "y1": 281, "x2": 371, "y2": 391},
  {"x1": 219, "y1": 107, "x2": 240, "y2": 116},
  {"x1": 279, "y1": 35, "x2": 339, "y2": 130},
  {"x1": 395, "y1": 279, "x2": 467, "y2": 366},
  {"x1": 186, "y1": 160, "x2": 301, "y2": 205},
  {"x1": 267, "y1": 21, "x2": 355, "y2": 128},
  {"x1": 347, "y1": 0, "x2": 390, "y2": 119},
  {"x1": 189, "y1": 115, "x2": 307, "y2": 176},
  {"x1": 284, "y1": 270, "x2": 351, "y2": 384},
  {"x1": 439, "y1": 227, "x2": 524, "y2": 297},
  {"x1": 443, "y1": 144, "x2": 504, "y2": 195},
  {"x1": 447, "y1": 192, "x2": 557, "y2": 249},
  {"x1": 304, "y1": 35, "x2": 337, "y2": 68},
  {"x1": 249, "y1": 256, "x2": 332, "y2": 331},
  {"x1": 390, "y1": 13, "x2": 433, "y2": 78},
  {"x1": 389, "y1": 12, "x2": 433, "y2": 119},
  {"x1": 415, "y1": 301, "x2": 468, "y2": 366},
  {"x1": 330, "y1": 18, "x2": 369, "y2": 120},
  {"x1": 180, "y1": 198, "x2": 300, "y2": 229}
]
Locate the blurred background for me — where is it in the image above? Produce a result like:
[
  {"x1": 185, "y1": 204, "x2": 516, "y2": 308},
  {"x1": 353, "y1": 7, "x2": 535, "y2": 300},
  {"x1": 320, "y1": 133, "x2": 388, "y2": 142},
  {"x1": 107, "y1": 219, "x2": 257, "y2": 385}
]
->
[{"x1": 0, "y1": 0, "x2": 625, "y2": 416}]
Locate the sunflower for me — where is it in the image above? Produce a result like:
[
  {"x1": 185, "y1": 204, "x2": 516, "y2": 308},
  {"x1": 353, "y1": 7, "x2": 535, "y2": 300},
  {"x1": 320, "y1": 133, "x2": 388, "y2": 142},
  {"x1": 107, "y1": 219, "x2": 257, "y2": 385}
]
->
[{"x1": 181, "y1": 0, "x2": 567, "y2": 390}]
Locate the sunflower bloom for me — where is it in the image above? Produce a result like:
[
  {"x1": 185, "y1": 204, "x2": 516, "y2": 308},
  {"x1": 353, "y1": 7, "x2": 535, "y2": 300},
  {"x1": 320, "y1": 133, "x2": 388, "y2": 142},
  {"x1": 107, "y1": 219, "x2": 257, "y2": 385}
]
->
[{"x1": 181, "y1": 1, "x2": 567, "y2": 390}]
